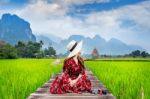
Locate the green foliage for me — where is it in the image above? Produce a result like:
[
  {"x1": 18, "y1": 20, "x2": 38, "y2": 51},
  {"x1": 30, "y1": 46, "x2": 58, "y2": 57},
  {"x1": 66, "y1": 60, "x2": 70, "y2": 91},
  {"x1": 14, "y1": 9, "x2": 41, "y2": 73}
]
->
[
  {"x1": 0, "y1": 43, "x2": 17, "y2": 59},
  {"x1": 141, "y1": 51, "x2": 149, "y2": 58},
  {"x1": 15, "y1": 41, "x2": 56, "y2": 58},
  {"x1": 15, "y1": 41, "x2": 42, "y2": 58},
  {"x1": 0, "y1": 59, "x2": 62, "y2": 99},
  {"x1": 0, "y1": 40, "x2": 57, "y2": 59},
  {"x1": 35, "y1": 51, "x2": 44, "y2": 58},
  {"x1": 86, "y1": 61, "x2": 150, "y2": 99},
  {"x1": 44, "y1": 46, "x2": 56, "y2": 57},
  {"x1": 130, "y1": 50, "x2": 149, "y2": 58},
  {"x1": 131, "y1": 50, "x2": 141, "y2": 57}
]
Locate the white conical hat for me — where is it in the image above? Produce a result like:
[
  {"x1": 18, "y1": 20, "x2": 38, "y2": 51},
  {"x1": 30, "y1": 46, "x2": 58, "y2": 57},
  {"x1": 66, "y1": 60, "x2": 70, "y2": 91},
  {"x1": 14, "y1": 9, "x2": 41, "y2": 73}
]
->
[{"x1": 67, "y1": 40, "x2": 83, "y2": 58}]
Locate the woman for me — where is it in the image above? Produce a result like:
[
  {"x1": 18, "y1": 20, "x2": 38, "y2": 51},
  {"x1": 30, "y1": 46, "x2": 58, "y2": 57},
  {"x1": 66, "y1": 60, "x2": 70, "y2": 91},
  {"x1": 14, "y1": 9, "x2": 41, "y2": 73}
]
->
[{"x1": 50, "y1": 40, "x2": 92, "y2": 94}]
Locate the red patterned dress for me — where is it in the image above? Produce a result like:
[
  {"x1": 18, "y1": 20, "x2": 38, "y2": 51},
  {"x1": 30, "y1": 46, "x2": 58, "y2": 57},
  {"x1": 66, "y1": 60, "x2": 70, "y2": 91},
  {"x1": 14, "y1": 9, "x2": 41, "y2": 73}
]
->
[{"x1": 50, "y1": 57, "x2": 91, "y2": 94}]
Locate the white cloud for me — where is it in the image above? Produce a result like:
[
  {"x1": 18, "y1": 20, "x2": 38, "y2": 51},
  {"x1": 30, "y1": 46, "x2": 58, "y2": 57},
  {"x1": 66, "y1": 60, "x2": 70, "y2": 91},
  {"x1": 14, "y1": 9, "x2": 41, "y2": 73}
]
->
[
  {"x1": 83, "y1": 1, "x2": 150, "y2": 51},
  {"x1": 53, "y1": 0, "x2": 111, "y2": 6},
  {"x1": 0, "y1": 0, "x2": 150, "y2": 52},
  {"x1": 2, "y1": 0, "x2": 110, "y2": 37}
]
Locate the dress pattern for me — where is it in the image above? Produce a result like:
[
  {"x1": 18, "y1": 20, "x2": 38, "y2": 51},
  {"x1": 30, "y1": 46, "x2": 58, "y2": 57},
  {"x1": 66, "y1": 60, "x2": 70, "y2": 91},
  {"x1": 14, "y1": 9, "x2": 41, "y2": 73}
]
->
[{"x1": 50, "y1": 57, "x2": 91, "y2": 94}]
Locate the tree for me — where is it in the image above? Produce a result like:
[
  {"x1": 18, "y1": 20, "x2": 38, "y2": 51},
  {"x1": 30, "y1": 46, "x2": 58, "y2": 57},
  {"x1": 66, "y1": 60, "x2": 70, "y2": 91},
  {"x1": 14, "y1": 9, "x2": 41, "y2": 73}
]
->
[
  {"x1": 0, "y1": 40, "x2": 6, "y2": 47},
  {"x1": 35, "y1": 51, "x2": 44, "y2": 58},
  {"x1": 91, "y1": 48, "x2": 99, "y2": 59},
  {"x1": 15, "y1": 41, "x2": 26, "y2": 57},
  {"x1": 141, "y1": 51, "x2": 149, "y2": 58},
  {"x1": 131, "y1": 50, "x2": 141, "y2": 57},
  {"x1": 44, "y1": 46, "x2": 56, "y2": 57},
  {"x1": 15, "y1": 41, "x2": 42, "y2": 58},
  {"x1": 128, "y1": 50, "x2": 150, "y2": 58},
  {"x1": 39, "y1": 40, "x2": 44, "y2": 46},
  {"x1": 0, "y1": 43, "x2": 17, "y2": 59}
]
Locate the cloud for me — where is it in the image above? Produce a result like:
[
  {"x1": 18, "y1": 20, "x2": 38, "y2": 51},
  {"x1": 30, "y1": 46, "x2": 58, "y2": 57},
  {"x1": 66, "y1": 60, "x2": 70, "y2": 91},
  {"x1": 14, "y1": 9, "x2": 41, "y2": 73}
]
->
[
  {"x1": 53, "y1": 0, "x2": 111, "y2": 6},
  {"x1": 2, "y1": 0, "x2": 111, "y2": 37},
  {"x1": 84, "y1": 1, "x2": 150, "y2": 51},
  {"x1": 0, "y1": 0, "x2": 150, "y2": 52}
]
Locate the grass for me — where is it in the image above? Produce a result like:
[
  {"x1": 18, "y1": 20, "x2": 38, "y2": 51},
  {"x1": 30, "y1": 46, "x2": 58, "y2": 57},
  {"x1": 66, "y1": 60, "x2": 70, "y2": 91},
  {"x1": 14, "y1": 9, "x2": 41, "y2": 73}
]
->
[
  {"x1": 85, "y1": 61, "x2": 150, "y2": 99},
  {"x1": 0, "y1": 58, "x2": 150, "y2": 99},
  {"x1": 0, "y1": 59, "x2": 63, "y2": 99}
]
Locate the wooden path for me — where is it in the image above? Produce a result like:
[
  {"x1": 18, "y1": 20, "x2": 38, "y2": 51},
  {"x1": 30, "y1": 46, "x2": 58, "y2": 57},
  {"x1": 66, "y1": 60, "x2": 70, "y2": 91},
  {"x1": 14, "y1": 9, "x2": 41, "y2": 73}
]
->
[{"x1": 27, "y1": 69, "x2": 115, "y2": 99}]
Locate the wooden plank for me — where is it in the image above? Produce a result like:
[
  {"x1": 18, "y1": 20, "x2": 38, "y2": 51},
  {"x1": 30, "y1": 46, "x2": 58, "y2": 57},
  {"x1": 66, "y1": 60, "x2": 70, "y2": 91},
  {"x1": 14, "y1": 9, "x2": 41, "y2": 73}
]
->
[
  {"x1": 27, "y1": 70, "x2": 116, "y2": 99},
  {"x1": 28, "y1": 93, "x2": 115, "y2": 99}
]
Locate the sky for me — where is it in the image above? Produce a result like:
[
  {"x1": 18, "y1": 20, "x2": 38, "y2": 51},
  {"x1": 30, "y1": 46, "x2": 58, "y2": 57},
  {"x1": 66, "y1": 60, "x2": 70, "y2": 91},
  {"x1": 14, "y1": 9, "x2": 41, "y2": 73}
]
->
[{"x1": 0, "y1": 0, "x2": 150, "y2": 52}]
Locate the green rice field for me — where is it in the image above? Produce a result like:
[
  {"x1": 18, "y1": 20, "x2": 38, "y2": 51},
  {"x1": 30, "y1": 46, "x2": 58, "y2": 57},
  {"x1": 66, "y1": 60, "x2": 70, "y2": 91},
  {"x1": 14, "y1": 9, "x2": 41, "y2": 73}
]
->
[
  {"x1": 0, "y1": 59, "x2": 62, "y2": 99},
  {"x1": 0, "y1": 58, "x2": 150, "y2": 99},
  {"x1": 86, "y1": 60, "x2": 150, "y2": 99}
]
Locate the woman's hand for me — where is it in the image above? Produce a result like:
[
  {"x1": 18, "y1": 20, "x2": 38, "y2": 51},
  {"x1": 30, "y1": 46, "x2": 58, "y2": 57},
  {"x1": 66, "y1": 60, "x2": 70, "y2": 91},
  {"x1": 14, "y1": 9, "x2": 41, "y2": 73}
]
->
[
  {"x1": 69, "y1": 79, "x2": 77, "y2": 87},
  {"x1": 78, "y1": 74, "x2": 82, "y2": 80},
  {"x1": 69, "y1": 74, "x2": 82, "y2": 87}
]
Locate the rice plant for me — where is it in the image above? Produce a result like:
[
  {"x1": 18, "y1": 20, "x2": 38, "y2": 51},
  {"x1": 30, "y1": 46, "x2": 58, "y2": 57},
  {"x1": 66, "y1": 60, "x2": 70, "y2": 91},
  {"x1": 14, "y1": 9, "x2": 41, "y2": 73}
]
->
[
  {"x1": 86, "y1": 61, "x2": 150, "y2": 99},
  {"x1": 0, "y1": 59, "x2": 62, "y2": 99}
]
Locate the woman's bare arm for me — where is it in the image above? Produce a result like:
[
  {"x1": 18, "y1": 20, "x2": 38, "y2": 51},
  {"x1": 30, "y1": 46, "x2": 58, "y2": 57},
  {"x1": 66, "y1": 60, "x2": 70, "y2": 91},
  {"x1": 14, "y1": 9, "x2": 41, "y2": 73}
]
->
[{"x1": 69, "y1": 74, "x2": 82, "y2": 87}]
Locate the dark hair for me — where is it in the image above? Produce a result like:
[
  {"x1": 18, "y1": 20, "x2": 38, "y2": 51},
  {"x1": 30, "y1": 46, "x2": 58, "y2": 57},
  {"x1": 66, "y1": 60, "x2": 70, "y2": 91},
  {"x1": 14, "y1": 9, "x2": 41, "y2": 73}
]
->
[
  {"x1": 65, "y1": 56, "x2": 85, "y2": 69},
  {"x1": 77, "y1": 56, "x2": 85, "y2": 69}
]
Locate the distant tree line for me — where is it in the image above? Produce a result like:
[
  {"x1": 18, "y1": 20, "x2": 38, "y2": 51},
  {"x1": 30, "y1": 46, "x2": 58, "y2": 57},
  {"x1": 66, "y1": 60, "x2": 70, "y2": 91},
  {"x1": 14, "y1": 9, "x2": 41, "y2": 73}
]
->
[
  {"x1": 90, "y1": 48, "x2": 150, "y2": 59},
  {"x1": 0, "y1": 41, "x2": 149, "y2": 59},
  {"x1": 100, "y1": 50, "x2": 150, "y2": 58},
  {"x1": 0, "y1": 40, "x2": 56, "y2": 59},
  {"x1": 126, "y1": 50, "x2": 150, "y2": 58}
]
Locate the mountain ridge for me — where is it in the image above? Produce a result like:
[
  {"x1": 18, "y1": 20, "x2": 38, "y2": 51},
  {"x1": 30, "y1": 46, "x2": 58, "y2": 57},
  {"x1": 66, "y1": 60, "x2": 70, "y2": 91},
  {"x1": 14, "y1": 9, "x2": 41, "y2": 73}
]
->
[
  {"x1": 0, "y1": 13, "x2": 36, "y2": 45},
  {"x1": 0, "y1": 13, "x2": 144, "y2": 55},
  {"x1": 38, "y1": 34, "x2": 144, "y2": 55}
]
